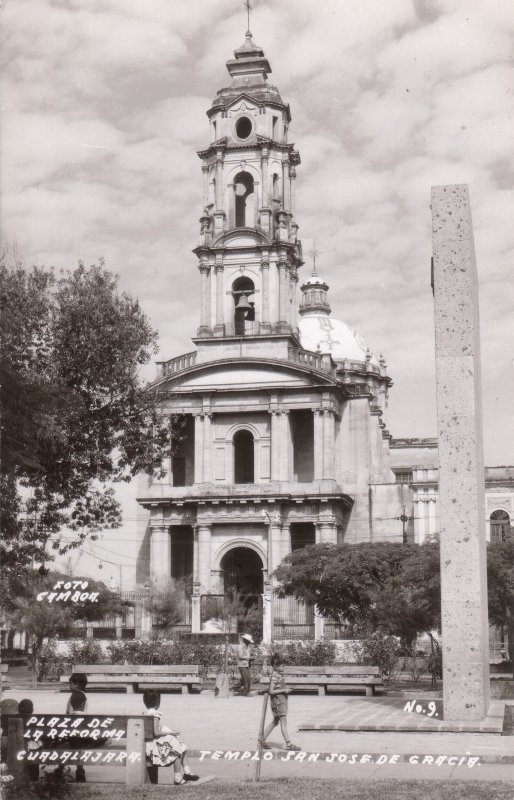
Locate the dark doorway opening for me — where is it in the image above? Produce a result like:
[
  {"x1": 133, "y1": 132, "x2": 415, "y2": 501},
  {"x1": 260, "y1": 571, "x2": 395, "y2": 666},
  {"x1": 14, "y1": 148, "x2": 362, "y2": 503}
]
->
[
  {"x1": 290, "y1": 522, "x2": 316, "y2": 551},
  {"x1": 220, "y1": 546, "x2": 263, "y2": 602}
]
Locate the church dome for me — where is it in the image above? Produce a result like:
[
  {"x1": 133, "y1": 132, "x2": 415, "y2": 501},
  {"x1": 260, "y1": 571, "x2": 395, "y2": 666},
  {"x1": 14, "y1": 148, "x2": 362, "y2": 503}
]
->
[
  {"x1": 299, "y1": 314, "x2": 379, "y2": 365},
  {"x1": 298, "y1": 266, "x2": 379, "y2": 365}
]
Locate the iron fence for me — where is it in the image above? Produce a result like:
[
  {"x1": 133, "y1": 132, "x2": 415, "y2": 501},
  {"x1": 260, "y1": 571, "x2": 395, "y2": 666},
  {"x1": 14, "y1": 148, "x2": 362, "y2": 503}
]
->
[{"x1": 272, "y1": 596, "x2": 314, "y2": 640}]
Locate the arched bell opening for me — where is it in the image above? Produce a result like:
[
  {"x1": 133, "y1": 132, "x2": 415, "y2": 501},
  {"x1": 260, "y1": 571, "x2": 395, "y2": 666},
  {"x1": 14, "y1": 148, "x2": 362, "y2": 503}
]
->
[
  {"x1": 232, "y1": 276, "x2": 255, "y2": 335},
  {"x1": 233, "y1": 429, "x2": 255, "y2": 484},
  {"x1": 234, "y1": 171, "x2": 255, "y2": 227}
]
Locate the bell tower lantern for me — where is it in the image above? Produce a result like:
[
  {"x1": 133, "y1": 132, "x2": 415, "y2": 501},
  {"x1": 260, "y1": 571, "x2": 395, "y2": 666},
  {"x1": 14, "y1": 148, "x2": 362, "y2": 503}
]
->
[{"x1": 193, "y1": 27, "x2": 303, "y2": 351}]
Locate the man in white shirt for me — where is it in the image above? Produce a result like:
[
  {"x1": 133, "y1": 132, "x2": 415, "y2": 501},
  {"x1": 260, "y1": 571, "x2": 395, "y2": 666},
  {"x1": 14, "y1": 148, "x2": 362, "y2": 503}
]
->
[{"x1": 234, "y1": 633, "x2": 254, "y2": 695}]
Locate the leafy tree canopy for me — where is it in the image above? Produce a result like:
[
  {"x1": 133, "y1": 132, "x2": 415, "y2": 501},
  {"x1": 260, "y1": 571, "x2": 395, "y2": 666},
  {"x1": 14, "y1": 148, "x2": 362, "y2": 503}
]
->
[
  {"x1": 0, "y1": 260, "x2": 182, "y2": 572},
  {"x1": 274, "y1": 538, "x2": 514, "y2": 666}
]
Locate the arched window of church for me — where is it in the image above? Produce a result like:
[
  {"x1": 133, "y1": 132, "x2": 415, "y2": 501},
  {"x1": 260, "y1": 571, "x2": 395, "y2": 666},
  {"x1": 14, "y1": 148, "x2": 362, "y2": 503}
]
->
[
  {"x1": 490, "y1": 509, "x2": 510, "y2": 543},
  {"x1": 232, "y1": 276, "x2": 255, "y2": 334},
  {"x1": 233, "y1": 430, "x2": 254, "y2": 484},
  {"x1": 234, "y1": 171, "x2": 254, "y2": 227}
]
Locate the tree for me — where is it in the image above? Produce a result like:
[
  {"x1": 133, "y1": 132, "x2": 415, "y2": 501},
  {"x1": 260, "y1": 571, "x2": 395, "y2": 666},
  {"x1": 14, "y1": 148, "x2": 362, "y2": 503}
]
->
[
  {"x1": 273, "y1": 541, "x2": 422, "y2": 629},
  {"x1": 149, "y1": 577, "x2": 193, "y2": 639},
  {"x1": 0, "y1": 261, "x2": 184, "y2": 573},
  {"x1": 2, "y1": 570, "x2": 122, "y2": 685},
  {"x1": 487, "y1": 539, "x2": 514, "y2": 674}
]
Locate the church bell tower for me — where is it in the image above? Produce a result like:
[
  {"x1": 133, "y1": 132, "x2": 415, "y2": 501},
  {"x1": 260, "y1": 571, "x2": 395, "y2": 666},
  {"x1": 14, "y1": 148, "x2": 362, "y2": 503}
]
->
[{"x1": 193, "y1": 28, "x2": 303, "y2": 361}]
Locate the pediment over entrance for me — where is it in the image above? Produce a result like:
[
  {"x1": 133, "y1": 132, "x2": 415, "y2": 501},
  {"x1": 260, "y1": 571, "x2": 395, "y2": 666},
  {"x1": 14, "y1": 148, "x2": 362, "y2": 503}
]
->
[{"x1": 159, "y1": 359, "x2": 338, "y2": 391}]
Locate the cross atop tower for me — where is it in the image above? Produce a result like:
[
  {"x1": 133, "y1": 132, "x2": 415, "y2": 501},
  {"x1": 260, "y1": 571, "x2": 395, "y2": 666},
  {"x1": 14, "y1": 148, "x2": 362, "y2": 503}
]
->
[
  {"x1": 244, "y1": 0, "x2": 253, "y2": 33},
  {"x1": 307, "y1": 240, "x2": 322, "y2": 276}
]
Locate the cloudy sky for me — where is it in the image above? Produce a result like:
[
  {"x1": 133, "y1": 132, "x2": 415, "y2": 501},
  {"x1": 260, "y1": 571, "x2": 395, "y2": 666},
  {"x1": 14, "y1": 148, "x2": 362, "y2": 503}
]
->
[{"x1": 2, "y1": 0, "x2": 513, "y2": 577}]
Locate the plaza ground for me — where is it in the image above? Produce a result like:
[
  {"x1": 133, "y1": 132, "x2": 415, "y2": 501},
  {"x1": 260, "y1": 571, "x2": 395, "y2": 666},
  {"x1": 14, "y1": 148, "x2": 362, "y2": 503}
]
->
[{"x1": 3, "y1": 688, "x2": 513, "y2": 787}]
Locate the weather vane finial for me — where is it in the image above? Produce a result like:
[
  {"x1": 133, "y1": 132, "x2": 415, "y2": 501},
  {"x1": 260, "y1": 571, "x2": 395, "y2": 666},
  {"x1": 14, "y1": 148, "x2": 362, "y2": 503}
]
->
[{"x1": 244, "y1": 0, "x2": 252, "y2": 32}]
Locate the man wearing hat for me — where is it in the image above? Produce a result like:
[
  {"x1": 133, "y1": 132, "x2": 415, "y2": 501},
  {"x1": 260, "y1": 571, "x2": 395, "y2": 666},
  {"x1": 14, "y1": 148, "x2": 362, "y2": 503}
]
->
[{"x1": 234, "y1": 633, "x2": 254, "y2": 695}]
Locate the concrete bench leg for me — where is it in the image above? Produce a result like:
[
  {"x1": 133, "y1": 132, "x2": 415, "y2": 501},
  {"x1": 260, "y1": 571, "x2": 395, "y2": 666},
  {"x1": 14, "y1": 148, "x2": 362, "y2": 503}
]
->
[
  {"x1": 126, "y1": 719, "x2": 146, "y2": 786},
  {"x1": 318, "y1": 686, "x2": 326, "y2": 697},
  {"x1": 126, "y1": 683, "x2": 134, "y2": 694},
  {"x1": 181, "y1": 685, "x2": 190, "y2": 695},
  {"x1": 365, "y1": 686, "x2": 373, "y2": 697}
]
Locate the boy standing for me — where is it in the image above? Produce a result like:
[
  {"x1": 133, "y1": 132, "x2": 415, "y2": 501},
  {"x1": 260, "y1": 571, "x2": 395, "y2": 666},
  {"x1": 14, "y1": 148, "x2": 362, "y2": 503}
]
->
[{"x1": 260, "y1": 657, "x2": 300, "y2": 751}]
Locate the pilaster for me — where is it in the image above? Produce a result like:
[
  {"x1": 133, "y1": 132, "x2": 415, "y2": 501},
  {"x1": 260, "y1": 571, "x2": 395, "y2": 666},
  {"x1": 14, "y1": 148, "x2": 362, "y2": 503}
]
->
[
  {"x1": 313, "y1": 410, "x2": 324, "y2": 481},
  {"x1": 197, "y1": 524, "x2": 212, "y2": 593},
  {"x1": 194, "y1": 413, "x2": 204, "y2": 483},
  {"x1": 214, "y1": 265, "x2": 224, "y2": 331}
]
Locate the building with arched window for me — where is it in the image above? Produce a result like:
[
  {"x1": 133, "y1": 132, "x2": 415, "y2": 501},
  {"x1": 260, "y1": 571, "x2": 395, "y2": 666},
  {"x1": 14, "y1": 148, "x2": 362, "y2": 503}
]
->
[{"x1": 134, "y1": 31, "x2": 513, "y2": 644}]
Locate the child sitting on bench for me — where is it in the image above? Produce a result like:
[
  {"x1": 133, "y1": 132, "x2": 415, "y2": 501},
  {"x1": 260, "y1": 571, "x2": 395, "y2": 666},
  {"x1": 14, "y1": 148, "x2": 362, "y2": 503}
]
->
[{"x1": 142, "y1": 689, "x2": 199, "y2": 785}]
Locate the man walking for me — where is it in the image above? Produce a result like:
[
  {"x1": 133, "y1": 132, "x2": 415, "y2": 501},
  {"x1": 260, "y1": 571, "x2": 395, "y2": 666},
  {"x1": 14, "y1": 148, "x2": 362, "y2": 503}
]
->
[{"x1": 234, "y1": 633, "x2": 254, "y2": 695}]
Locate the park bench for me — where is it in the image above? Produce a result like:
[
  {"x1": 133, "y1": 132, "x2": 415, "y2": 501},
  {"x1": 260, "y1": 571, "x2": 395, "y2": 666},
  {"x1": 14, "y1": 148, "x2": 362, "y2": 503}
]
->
[
  {"x1": 4, "y1": 712, "x2": 155, "y2": 786},
  {"x1": 261, "y1": 665, "x2": 383, "y2": 696},
  {"x1": 60, "y1": 664, "x2": 202, "y2": 694}
]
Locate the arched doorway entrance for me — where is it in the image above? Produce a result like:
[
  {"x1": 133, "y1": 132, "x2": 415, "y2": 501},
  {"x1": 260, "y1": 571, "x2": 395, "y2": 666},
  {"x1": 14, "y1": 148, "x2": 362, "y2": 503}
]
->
[{"x1": 220, "y1": 546, "x2": 263, "y2": 603}]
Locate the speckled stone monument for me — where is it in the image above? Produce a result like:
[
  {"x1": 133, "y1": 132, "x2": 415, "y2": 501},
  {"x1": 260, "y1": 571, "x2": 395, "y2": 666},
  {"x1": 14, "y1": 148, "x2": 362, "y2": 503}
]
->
[{"x1": 432, "y1": 184, "x2": 490, "y2": 721}]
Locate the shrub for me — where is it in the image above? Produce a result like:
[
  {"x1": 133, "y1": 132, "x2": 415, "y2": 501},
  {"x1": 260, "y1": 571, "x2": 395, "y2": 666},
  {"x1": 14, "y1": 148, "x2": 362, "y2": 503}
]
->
[
  {"x1": 263, "y1": 639, "x2": 337, "y2": 667},
  {"x1": 155, "y1": 638, "x2": 223, "y2": 675},
  {"x1": 354, "y1": 631, "x2": 400, "y2": 682},
  {"x1": 35, "y1": 640, "x2": 70, "y2": 681},
  {"x1": 107, "y1": 640, "x2": 157, "y2": 665},
  {"x1": 66, "y1": 639, "x2": 104, "y2": 665}
]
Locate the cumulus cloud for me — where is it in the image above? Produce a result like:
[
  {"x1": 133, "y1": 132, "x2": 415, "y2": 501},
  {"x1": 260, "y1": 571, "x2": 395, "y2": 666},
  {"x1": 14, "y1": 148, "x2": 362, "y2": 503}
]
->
[{"x1": 1, "y1": 0, "x2": 513, "y2": 471}]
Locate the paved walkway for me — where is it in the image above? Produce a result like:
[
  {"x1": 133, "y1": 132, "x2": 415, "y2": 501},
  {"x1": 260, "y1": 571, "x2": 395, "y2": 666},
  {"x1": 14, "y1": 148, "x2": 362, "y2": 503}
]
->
[{"x1": 3, "y1": 689, "x2": 513, "y2": 784}]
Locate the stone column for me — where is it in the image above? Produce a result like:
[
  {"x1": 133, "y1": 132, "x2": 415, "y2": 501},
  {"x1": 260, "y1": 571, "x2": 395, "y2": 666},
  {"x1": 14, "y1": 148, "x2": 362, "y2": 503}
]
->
[
  {"x1": 314, "y1": 609, "x2": 325, "y2": 641},
  {"x1": 202, "y1": 413, "x2": 212, "y2": 483},
  {"x1": 289, "y1": 166, "x2": 296, "y2": 216},
  {"x1": 269, "y1": 516, "x2": 283, "y2": 571},
  {"x1": 281, "y1": 523, "x2": 291, "y2": 562},
  {"x1": 198, "y1": 265, "x2": 211, "y2": 333},
  {"x1": 319, "y1": 522, "x2": 337, "y2": 544},
  {"x1": 290, "y1": 268, "x2": 298, "y2": 329},
  {"x1": 150, "y1": 526, "x2": 171, "y2": 585},
  {"x1": 270, "y1": 410, "x2": 281, "y2": 481},
  {"x1": 278, "y1": 260, "x2": 288, "y2": 323},
  {"x1": 191, "y1": 593, "x2": 201, "y2": 634},
  {"x1": 197, "y1": 524, "x2": 212, "y2": 593},
  {"x1": 261, "y1": 149, "x2": 269, "y2": 207},
  {"x1": 432, "y1": 183, "x2": 489, "y2": 721},
  {"x1": 322, "y1": 410, "x2": 336, "y2": 480},
  {"x1": 279, "y1": 410, "x2": 291, "y2": 481},
  {"x1": 214, "y1": 154, "x2": 223, "y2": 210},
  {"x1": 215, "y1": 265, "x2": 224, "y2": 330},
  {"x1": 262, "y1": 590, "x2": 272, "y2": 644},
  {"x1": 261, "y1": 260, "x2": 270, "y2": 327},
  {"x1": 193, "y1": 413, "x2": 203, "y2": 483},
  {"x1": 427, "y1": 496, "x2": 437, "y2": 536},
  {"x1": 282, "y1": 159, "x2": 289, "y2": 211},
  {"x1": 313, "y1": 410, "x2": 324, "y2": 481}
]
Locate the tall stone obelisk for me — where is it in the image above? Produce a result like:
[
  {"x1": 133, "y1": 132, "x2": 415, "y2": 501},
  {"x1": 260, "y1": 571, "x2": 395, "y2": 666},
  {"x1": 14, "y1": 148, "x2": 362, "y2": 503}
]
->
[{"x1": 431, "y1": 184, "x2": 490, "y2": 721}]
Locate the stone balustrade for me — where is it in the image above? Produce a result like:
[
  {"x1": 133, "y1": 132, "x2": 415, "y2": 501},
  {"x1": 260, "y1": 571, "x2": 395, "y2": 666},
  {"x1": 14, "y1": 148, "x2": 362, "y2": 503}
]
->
[{"x1": 159, "y1": 351, "x2": 197, "y2": 376}]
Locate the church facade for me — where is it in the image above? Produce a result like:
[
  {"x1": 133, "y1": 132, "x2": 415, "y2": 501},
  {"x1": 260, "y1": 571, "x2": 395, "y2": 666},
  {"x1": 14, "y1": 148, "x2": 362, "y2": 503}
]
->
[{"x1": 135, "y1": 32, "x2": 513, "y2": 642}]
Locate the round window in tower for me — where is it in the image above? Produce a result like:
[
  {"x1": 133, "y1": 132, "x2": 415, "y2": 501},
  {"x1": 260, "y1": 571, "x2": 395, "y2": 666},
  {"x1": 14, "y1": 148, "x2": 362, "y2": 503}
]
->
[{"x1": 235, "y1": 116, "x2": 252, "y2": 140}]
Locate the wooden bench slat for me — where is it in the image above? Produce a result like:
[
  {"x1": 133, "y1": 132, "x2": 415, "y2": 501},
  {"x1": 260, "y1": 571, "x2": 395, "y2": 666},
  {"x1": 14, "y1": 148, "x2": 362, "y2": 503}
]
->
[
  {"x1": 72, "y1": 665, "x2": 200, "y2": 674},
  {"x1": 261, "y1": 676, "x2": 382, "y2": 685},
  {"x1": 282, "y1": 666, "x2": 380, "y2": 675}
]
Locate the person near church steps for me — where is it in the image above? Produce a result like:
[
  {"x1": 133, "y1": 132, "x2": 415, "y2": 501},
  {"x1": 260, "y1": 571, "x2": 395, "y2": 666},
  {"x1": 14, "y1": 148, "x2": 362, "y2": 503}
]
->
[{"x1": 234, "y1": 633, "x2": 254, "y2": 695}]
